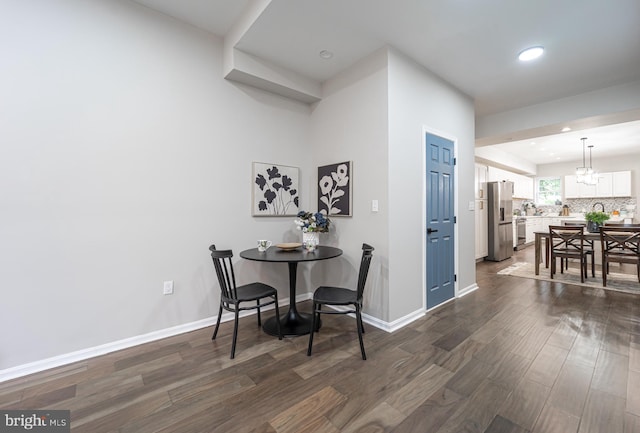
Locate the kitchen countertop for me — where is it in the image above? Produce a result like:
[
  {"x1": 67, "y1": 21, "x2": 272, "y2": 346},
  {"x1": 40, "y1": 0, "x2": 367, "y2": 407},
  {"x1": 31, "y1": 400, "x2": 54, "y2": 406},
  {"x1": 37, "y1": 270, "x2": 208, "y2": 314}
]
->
[
  {"x1": 516, "y1": 215, "x2": 637, "y2": 223},
  {"x1": 516, "y1": 215, "x2": 579, "y2": 219}
]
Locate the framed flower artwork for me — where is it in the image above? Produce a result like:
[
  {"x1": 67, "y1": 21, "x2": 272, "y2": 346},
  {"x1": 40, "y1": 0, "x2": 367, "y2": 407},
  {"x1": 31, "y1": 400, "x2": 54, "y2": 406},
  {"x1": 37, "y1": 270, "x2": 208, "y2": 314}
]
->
[
  {"x1": 252, "y1": 162, "x2": 300, "y2": 216},
  {"x1": 318, "y1": 161, "x2": 352, "y2": 216}
]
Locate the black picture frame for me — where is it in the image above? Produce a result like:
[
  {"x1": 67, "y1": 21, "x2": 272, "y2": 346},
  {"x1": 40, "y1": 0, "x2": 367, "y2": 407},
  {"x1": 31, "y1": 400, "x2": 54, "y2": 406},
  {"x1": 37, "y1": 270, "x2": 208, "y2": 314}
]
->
[{"x1": 317, "y1": 161, "x2": 352, "y2": 217}]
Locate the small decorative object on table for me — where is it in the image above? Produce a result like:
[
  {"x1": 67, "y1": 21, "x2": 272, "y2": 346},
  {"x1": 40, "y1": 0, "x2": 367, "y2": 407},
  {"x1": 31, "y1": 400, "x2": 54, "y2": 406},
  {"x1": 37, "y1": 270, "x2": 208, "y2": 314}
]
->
[
  {"x1": 276, "y1": 242, "x2": 302, "y2": 251},
  {"x1": 257, "y1": 239, "x2": 272, "y2": 252},
  {"x1": 584, "y1": 211, "x2": 610, "y2": 233},
  {"x1": 294, "y1": 211, "x2": 330, "y2": 251}
]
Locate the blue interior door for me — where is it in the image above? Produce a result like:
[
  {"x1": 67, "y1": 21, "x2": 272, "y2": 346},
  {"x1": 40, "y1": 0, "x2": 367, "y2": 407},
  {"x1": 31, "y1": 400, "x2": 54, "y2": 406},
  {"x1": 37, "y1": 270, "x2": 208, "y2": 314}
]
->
[{"x1": 425, "y1": 133, "x2": 455, "y2": 309}]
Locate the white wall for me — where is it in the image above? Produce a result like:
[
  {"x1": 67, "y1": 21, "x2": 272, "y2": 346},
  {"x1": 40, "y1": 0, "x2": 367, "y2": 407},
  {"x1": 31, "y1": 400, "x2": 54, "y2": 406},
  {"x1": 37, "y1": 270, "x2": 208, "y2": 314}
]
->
[
  {"x1": 387, "y1": 49, "x2": 476, "y2": 321},
  {"x1": 474, "y1": 146, "x2": 537, "y2": 175},
  {"x1": 0, "y1": 0, "x2": 312, "y2": 371},
  {"x1": 0, "y1": 0, "x2": 479, "y2": 375},
  {"x1": 309, "y1": 48, "x2": 390, "y2": 321}
]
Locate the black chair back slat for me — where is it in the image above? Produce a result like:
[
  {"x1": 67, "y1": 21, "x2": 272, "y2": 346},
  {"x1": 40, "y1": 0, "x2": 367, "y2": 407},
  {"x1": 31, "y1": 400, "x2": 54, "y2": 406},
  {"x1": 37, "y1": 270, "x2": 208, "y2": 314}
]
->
[
  {"x1": 356, "y1": 244, "x2": 375, "y2": 299},
  {"x1": 210, "y1": 249, "x2": 239, "y2": 302}
]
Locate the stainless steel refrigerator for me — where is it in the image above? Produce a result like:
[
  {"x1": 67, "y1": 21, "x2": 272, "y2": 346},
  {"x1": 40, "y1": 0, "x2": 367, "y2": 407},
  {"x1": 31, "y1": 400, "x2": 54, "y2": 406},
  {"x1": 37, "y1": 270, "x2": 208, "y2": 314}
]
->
[{"x1": 486, "y1": 181, "x2": 514, "y2": 261}]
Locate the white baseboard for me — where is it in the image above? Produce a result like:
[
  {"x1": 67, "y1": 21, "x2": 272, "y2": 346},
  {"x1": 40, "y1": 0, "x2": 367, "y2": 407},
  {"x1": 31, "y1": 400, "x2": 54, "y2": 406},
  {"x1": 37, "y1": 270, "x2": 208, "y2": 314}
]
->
[
  {"x1": 1, "y1": 292, "x2": 435, "y2": 382},
  {"x1": 0, "y1": 316, "x2": 217, "y2": 383},
  {"x1": 458, "y1": 283, "x2": 479, "y2": 298},
  {"x1": 383, "y1": 308, "x2": 425, "y2": 332},
  {"x1": 0, "y1": 292, "x2": 314, "y2": 383},
  {"x1": 317, "y1": 304, "x2": 424, "y2": 333}
]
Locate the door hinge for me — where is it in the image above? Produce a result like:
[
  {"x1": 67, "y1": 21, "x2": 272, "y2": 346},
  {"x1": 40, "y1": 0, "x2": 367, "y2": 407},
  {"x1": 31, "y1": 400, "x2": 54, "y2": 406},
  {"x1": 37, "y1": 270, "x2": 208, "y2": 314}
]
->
[
  {"x1": 453, "y1": 157, "x2": 457, "y2": 165},
  {"x1": 454, "y1": 274, "x2": 457, "y2": 282},
  {"x1": 454, "y1": 216, "x2": 457, "y2": 223}
]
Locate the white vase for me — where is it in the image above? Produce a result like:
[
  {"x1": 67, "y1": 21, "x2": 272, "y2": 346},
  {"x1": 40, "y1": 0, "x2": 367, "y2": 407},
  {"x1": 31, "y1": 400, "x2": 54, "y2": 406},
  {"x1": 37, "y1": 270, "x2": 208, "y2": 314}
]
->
[{"x1": 302, "y1": 231, "x2": 319, "y2": 251}]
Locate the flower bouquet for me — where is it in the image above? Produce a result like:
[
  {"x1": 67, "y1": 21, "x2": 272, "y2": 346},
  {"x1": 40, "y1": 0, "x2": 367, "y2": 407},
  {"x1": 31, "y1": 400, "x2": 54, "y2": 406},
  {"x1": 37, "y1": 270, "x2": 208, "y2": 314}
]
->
[
  {"x1": 294, "y1": 211, "x2": 330, "y2": 251},
  {"x1": 294, "y1": 211, "x2": 331, "y2": 233}
]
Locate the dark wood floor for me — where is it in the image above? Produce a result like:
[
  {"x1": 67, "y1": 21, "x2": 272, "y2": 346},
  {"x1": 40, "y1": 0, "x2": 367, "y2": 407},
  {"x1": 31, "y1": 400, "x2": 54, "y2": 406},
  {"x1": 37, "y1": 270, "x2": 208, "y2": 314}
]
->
[{"x1": 1, "y1": 246, "x2": 639, "y2": 432}]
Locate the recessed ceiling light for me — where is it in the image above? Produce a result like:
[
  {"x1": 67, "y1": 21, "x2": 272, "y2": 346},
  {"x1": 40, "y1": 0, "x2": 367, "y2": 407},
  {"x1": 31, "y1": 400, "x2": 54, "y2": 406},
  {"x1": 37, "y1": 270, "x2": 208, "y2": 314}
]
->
[
  {"x1": 562, "y1": 127, "x2": 571, "y2": 132},
  {"x1": 319, "y1": 50, "x2": 333, "y2": 59},
  {"x1": 518, "y1": 46, "x2": 544, "y2": 61}
]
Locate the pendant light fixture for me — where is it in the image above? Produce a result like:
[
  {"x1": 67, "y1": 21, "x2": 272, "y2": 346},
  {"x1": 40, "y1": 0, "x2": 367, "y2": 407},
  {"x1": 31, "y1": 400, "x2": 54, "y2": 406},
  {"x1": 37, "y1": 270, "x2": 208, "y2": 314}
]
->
[
  {"x1": 575, "y1": 137, "x2": 588, "y2": 183},
  {"x1": 583, "y1": 144, "x2": 599, "y2": 185}
]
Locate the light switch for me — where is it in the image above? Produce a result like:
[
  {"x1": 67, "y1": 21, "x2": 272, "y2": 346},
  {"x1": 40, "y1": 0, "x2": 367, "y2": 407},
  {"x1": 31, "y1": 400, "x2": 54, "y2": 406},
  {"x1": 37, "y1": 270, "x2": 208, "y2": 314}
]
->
[
  {"x1": 163, "y1": 281, "x2": 174, "y2": 295},
  {"x1": 372, "y1": 200, "x2": 379, "y2": 212}
]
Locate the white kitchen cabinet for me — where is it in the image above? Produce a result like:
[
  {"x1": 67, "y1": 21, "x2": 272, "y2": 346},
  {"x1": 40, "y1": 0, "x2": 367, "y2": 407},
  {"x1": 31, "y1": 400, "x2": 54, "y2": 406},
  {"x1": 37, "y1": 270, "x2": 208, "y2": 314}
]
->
[
  {"x1": 565, "y1": 171, "x2": 631, "y2": 198},
  {"x1": 475, "y1": 199, "x2": 488, "y2": 259},
  {"x1": 513, "y1": 174, "x2": 534, "y2": 199},
  {"x1": 612, "y1": 171, "x2": 632, "y2": 196},
  {"x1": 525, "y1": 218, "x2": 544, "y2": 244},
  {"x1": 564, "y1": 175, "x2": 578, "y2": 198},
  {"x1": 475, "y1": 164, "x2": 488, "y2": 199},
  {"x1": 595, "y1": 172, "x2": 613, "y2": 197},
  {"x1": 475, "y1": 164, "x2": 489, "y2": 259},
  {"x1": 564, "y1": 174, "x2": 602, "y2": 198},
  {"x1": 565, "y1": 175, "x2": 595, "y2": 198},
  {"x1": 487, "y1": 166, "x2": 532, "y2": 199},
  {"x1": 540, "y1": 217, "x2": 566, "y2": 231},
  {"x1": 525, "y1": 216, "x2": 577, "y2": 245},
  {"x1": 581, "y1": 182, "x2": 597, "y2": 198},
  {"x1": 525, "y1": 220, "x2": 534, "y2": 244}
]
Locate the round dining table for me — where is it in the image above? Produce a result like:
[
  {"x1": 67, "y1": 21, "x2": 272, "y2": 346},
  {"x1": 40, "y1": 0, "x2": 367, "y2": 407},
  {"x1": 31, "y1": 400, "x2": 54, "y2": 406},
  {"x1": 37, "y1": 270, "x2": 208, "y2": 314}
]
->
[{"x1": 240, "y1": 245, "x2": 343, "y2": 336}]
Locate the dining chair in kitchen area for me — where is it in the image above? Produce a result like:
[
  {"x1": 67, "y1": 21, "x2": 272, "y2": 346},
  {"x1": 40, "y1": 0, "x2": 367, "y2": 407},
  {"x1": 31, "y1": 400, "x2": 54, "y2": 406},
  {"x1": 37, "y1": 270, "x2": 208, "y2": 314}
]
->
[
  {"x1": 599, "y1": 226, "x2": 640, "y2": 287},
  {"x1": 561, "y1": 221, "x2": 595, "y2": 277},
  {"x1": 549, "y1": 225, "x2": 589, "y2": 283},
  {"x1": 307, "y1": 243, "x2": 374, "y2": 360},
  {"x1": 209, "y1": 245, "x2": 282, "y2": 359}
]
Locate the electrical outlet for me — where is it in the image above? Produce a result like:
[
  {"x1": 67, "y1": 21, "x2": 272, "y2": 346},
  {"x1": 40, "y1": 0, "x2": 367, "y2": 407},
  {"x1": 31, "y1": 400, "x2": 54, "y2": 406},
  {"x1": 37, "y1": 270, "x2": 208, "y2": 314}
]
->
[{"x1": 163, "y1": 280, "x2": 174, "y2": 295}]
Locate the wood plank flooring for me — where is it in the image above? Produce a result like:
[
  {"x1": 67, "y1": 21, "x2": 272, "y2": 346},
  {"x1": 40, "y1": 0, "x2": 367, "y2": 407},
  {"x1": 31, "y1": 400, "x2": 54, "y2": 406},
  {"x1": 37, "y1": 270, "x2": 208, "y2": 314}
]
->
[{"x1": 1, "y1": 246, "x2": 639, "y2": 432}]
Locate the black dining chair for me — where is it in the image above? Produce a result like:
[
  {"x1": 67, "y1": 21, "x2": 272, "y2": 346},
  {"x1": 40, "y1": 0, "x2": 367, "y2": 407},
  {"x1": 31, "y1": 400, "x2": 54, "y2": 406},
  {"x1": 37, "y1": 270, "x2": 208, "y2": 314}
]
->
[
  {"x1": 209, "y1": 245, "x2": 282, "y2": 359},
  {"x1": 599, "y1": 226, "x2": 640, "y2": 287},
  {"x1": 307, "y1": 243, "x2": 374, "y2": 360},
  {"x1": 549, "y1": 225, "x2": 589, "y2": 283}
]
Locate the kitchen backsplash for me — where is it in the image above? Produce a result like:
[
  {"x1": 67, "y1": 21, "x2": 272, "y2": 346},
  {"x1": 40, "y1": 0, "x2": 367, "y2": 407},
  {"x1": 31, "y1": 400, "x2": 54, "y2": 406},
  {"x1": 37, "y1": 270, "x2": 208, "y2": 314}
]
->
[
  {"x1": 513, "y1": 197, "x2": 636, "y2": 215},
  {"x1": 563, "y1": 197, "x2": 636, "y2": 214}
]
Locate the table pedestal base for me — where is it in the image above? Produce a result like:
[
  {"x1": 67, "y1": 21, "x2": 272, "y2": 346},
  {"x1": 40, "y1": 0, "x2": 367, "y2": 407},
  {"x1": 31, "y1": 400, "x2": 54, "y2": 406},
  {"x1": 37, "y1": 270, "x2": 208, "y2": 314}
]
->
[{"x1": 263, "y1": 310, "x2": 316, "y2": 336}]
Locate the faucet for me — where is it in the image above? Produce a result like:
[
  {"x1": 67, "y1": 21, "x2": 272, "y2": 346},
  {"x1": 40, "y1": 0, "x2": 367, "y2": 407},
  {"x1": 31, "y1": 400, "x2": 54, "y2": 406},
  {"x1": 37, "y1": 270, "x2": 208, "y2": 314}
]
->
[{"x1": 592, "y1": 202, "x2": 605, "y2": 212}]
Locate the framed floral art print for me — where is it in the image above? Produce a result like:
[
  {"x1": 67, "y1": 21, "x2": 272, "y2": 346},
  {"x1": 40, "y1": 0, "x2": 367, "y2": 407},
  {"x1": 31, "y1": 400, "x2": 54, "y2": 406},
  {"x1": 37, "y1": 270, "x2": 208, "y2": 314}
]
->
[
  {"x1": 318, "y1": 161, "x2": 352, "y2": 217},
  {"x1": 252, "y1": 162, "x2": 300, "y2": 216}
]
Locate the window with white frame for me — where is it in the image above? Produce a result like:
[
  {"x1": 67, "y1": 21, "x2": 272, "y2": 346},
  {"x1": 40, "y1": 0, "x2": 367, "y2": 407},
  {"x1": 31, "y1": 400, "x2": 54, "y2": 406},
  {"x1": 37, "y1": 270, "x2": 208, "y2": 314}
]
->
[{"x1": 536, "y1": 177, "x2": 561, "y2": 205}]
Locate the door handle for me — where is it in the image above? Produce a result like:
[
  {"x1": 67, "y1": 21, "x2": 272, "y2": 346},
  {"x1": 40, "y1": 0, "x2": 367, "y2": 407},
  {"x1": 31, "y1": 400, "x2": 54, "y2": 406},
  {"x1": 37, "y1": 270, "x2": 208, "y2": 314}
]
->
[{"x1": 427, "y1": 228, "x2": 438, "y2": 234}]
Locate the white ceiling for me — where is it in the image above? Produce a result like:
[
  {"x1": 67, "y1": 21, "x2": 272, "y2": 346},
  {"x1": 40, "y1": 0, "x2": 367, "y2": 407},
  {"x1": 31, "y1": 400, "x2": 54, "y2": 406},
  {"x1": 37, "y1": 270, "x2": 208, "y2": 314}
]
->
[
  {"x1": 132, "y1": 0, "x2": 640, "y2": 165},
  {"x1": 489, "y1": 119, "x2": 640, "y2": 165}
]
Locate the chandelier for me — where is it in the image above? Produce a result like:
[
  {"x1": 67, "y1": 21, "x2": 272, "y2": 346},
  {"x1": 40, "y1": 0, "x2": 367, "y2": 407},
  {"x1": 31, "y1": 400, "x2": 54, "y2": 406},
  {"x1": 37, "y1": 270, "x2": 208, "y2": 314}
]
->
[{"x1": 576, "y1": 137, "x2": 598, "y2": 185}]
